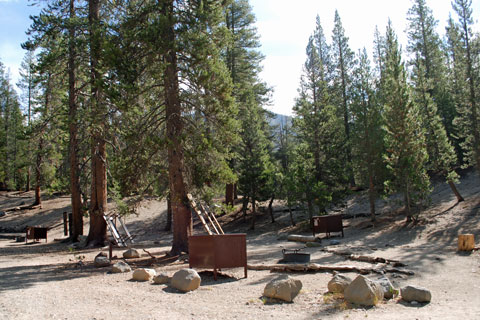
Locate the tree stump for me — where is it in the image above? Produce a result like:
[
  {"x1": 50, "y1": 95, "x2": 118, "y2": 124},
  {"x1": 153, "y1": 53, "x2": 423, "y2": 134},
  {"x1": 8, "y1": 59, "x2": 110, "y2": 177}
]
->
[{"x1": 458, "y1": 234, "x2": 475, "y2": 251}]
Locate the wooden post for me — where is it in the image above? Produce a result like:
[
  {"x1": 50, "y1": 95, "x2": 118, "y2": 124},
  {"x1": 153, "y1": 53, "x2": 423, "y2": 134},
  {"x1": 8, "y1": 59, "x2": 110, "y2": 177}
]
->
[
  {"x1": 458, "y1": 234, "x2": 475, "y2": 251},
  {"x1": 63, "y1": 212, "x2": 68, "y2": 236}
]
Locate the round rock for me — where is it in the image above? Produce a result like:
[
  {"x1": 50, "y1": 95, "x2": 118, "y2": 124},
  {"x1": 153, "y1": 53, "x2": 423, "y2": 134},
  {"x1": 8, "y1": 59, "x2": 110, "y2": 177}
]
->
[
  {"x1": 112, "y1": 261, "x2": 132, "y2": 273},
  {"x1": 132, "y1": 268, "x2": 156, "y2": 281},
  {"x1": 123, "y1": 248, "x2": 140, "y2": 259},
  {"x1": 170, "y1": 269, "x2": 201, "y2": 292}
]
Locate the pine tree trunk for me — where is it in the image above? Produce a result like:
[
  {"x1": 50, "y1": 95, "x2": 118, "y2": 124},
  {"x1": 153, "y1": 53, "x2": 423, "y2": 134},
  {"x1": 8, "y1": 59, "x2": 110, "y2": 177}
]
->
[
  {"x1": 164, "y1": 194, "x2": 172, "y2": 231},
  {"x1": 288, "y1": 205, "x2": 295, "y2": 226},
  {"x1": 368, "y1": 174, "x2": 376, "y2": 222},
  {"x1": 242, "y1": 195, "x2": 249, "y2": 223},
  {"x1": 69, "y1": 0, "x2": 83, "y2": 241},
  {"x1": 163, "y1": 0, "x2": 191, "y2": 256},
  {"x1": 250, "y1": 196, "x2": 256, "y2": 230},
  {"x1": 448, "y1": 180, "x2": 464, "y2": 202},
  {"x1": 226, "y1": 183, "x2": 234, "y2": 206},
  {"x1": 86, "y1": 0, "x2": 107, "y2": 246},
  {"x1": 33, "y1": 137, "x2": 42, "y2": 206},
  {"x1": 26, "y1": 168, "x2": 30, "y2": 192},
  {"x1": 404, "y1": 184, "x2": 412, "y2": 222},
  {"x1": 268, "y1": 194, "x2": 275, "y2": 223},
  {"x1": 4, "y1": 93, "x2": 10, "y2": 190}
]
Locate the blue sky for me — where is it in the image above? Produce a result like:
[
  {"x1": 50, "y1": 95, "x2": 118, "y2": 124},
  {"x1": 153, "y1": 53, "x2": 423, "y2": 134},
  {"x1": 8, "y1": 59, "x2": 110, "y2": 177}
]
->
[
  {"x1": 0, "y1": 0, "x2": 41, "y2": 83},
  {"x1": 1, "y1": 0, "x2": 479, "y2": 115}
]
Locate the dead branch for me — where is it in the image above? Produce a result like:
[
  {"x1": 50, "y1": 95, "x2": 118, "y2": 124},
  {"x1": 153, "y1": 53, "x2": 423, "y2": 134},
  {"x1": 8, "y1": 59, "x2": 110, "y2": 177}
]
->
[
  {"x1": 247, "y1": 263, "x2": 414, "y2": 276},
  {"x1": 320, "y1": 248, "x2": 406, "y2": 267}
]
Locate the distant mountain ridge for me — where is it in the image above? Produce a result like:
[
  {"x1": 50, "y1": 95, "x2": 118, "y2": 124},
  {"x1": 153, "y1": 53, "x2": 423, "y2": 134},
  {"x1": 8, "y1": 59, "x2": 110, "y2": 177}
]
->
[{"x1": 269, "y1": 112, "x2": 292, "y2": 128}]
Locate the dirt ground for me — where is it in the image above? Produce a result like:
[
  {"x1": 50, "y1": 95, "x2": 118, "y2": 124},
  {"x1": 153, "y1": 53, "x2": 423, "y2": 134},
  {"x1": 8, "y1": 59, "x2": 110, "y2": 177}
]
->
[{"x1": 1, "y1": 171, "x2": 479, "y2": 320}]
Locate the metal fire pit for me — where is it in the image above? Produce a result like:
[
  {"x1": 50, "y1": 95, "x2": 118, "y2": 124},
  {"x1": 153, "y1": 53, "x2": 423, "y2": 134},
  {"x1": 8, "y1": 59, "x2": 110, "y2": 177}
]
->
[{"x1": 281, "y1": 248, "x2": 310, "y2": 263}]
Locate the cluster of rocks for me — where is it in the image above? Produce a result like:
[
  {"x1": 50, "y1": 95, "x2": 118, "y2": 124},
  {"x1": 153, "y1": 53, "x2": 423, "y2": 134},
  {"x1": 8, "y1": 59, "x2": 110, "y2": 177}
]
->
[
  {"x1": 131, "y1": 267, "x2": 201, "y2": 292},
  {"x1": 327, "y1": 273, "x2": 431, "y2": 306},
  {"x1": 92, "y1": 248, "x2": 431, "y2": 305},
  {"x1": 93, "y1": 248, "x2": 202, "y2": 293}
]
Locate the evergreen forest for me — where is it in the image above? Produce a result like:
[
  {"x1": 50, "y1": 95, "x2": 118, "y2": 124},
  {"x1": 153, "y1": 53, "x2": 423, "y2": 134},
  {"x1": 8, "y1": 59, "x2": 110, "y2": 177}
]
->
[{"x1": 1, "y1": 0, "x2": 479, "y2": 254}]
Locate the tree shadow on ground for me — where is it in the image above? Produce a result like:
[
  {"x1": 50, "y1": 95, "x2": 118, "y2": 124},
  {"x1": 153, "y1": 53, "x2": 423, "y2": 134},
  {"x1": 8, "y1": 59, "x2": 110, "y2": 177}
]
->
[{"x1": 0, "y1": 260, "x2": 108, "y2": 292}]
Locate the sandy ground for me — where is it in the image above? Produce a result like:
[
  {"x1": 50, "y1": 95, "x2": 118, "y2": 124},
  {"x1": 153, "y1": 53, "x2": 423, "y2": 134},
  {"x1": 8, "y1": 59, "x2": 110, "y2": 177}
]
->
[{"x1": 0, "y1": 171, "x2": 479, "y2": 320}]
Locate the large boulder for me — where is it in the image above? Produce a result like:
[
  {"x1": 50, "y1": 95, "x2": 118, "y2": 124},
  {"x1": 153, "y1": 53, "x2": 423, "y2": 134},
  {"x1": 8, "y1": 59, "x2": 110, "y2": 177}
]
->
[
  {"x1": 123, "y1": 248, "x2": 140, "y2": 259},
  {"x1": 171, "y1": 269, "x2": 201, "y2": 292},
  {"x1": 327, "y1": 274, "x2": 352, "y2": 293},
  {"x1": 94, "y1": 253, "x2": 110, "y2": 268},
  {"x1": 111, "y1": 261, "x2": 132, "y2": 273},
  {"x1": 401, "y1": 285, "x2": 431, "y2": 303},
  {"x1": 375, "y1": 276, "x2": 397, "y2": 299},
  {"x1": 263, "y1": 276, "x2": 303, "y2": 302},
  {"x1": 344, "y1": 275, "x2": 384, "y2": 306},
  {"x1": 132, "y1": 268, "x2": 156, "y2": 281},
  {"x1": 153, "y1": 272, "x2": 171, "y2": 285}
]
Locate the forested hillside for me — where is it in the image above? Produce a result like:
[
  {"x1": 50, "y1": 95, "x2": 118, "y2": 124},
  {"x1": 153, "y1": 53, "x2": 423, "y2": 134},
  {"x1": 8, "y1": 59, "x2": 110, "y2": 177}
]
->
[{"x1": 0, "y1": 0, "x2": 478, "y2": 252}]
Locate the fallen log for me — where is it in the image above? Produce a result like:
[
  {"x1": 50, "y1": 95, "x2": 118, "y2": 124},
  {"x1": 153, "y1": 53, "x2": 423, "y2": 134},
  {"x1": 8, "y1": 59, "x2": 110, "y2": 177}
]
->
[
  {"x1": 320, "y1": 248, "x2": 406, "y2": 267},
  {"x1": 5, "y1": 204, "x2": 42, "y2": 212},
  {"x1": 287, "y1": 234, "x2": 318, "y2": 243},
  {"x1": 247, "y1": 263, "x2": 414, "y2": 276}
]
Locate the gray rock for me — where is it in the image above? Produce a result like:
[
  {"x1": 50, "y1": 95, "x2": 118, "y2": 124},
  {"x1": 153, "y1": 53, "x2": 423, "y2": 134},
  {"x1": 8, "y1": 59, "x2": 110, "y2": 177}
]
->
[
  {"x1": 327, "y1": 274, "x2": 352, "y2": 293},
  {"x1": 375, "y1": 276, "x2": 397, "y2": 299},
  {"x1": 171, "y1": 269, "x2": 201, "y2": 292},
  {"x1": 344, "y1": 275, "x2": 384, "y2": 306},
  {"x1": 132, "y1": 268, "x2": 156, "y2": 281},
  {"x1": 153, "y1": 272, "x2": 171, "y2": 284},
  {"x1": 111, "y1": 261, "x2": 131, "y2": 273},
  {"x1": 329, "y1": 240, "x2": 341, "y2": 245},
  {"x1": 0, "y1": 211, "x2": 6, "y2": 217},
  {"x1": 123, "y1": 248, "x2": 140, "y2": 259},
  {"x1": 263, "y1": 276, "x2": 303, "y2": 302},
  {"x1": 94, "y1": 255, "x2": 110, "y2": 268},
  {"x1": 401, "y1": 285, "x2": 431, "y2": 303}
]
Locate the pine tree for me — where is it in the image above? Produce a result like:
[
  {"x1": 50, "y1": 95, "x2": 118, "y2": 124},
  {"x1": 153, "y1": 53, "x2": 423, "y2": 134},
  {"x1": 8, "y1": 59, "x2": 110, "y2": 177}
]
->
[
  {"x1": 412, "y1": 57, "x2": 464, "y2": 202},
  {"x1": 0, "y1": 65, "x2": 26, "y2": 191},
  {"x1": 237, "y1": 91, "x2": 274, "y2": 230},
  {"x1": 450, "y1": 0, "x2": 480, "y2": 174},
  {"x1": 351, "y1": 48, "x2": 384, "y2": 221},
  {"x1": 151, "y1": 0, "x2": 236, "y2": 255},
  {"x1": 382, "y1": 22, "x2": 430, "y2": 221},
  {"x1": 407, "y1": 0, "x2": 457, "y2": 140},
  {"x1": 331, "y1": 10, "x2": 355, "y2": 186},
  {"x1": 223, "y1": 0, "x2": 270, "y2": 207},
  {"x1": 17, "y1": 50, "x2": 39, "y2": 192},
  {"x1": 407, "y1": 0, "x2": 463, "y2": 202}
]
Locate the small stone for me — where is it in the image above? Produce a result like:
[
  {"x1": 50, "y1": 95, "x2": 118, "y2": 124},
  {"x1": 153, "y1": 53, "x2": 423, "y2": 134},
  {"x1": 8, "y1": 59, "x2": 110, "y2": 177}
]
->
[
  {"x1": 171, "y1": 269, "x2": 201, "y2": 292},
  {"x1": 123, "y1": 248, "x2": 140, "y2": 259},
  {"x1": 263, "y1": 275, "x2": 303, "y2": 302},
  {"x1": 374, "y1": 276, "x2": 397, "y2": 299},
  {"x1": 411, "y1": 300, "x2": 418, "y2": 305},
  {"x1": 327, "y1": 274, "x2": 352, "y2": 293},
  {"x1": 153, "y1": 272, "x2": 171, "y2": 284},
  {"x1": 330, "y1": 240, "x2": 341, "y2": 245},
  {"x1": 112, "y1": 261, "x2": 131, "y2": 273},
  {"x1": 401, "y1": 285, "x2": 431, "y2": 303},
  {"x1": 344, "y1": 275, "x2": 384, "y2": 306},
  {"x1": 94, "y1": 255, "x2": 110, "y2": 268},
  {"x1": 132, "y1": 268, "x2": 156, "y2": 281}
]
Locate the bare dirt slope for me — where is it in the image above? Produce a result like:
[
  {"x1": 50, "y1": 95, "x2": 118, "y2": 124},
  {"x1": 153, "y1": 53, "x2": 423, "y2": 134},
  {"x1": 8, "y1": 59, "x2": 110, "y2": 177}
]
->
[{"x1": 0, "y1": 171, "x2": 479, "y2": 320}]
